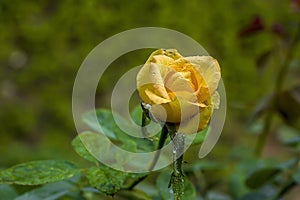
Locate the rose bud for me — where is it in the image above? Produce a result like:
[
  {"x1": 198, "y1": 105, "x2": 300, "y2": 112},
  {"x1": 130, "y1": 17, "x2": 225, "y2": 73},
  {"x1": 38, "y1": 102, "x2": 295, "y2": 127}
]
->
[{"x1": 136, "y1": 49, "x2": 221, "y2": 134}]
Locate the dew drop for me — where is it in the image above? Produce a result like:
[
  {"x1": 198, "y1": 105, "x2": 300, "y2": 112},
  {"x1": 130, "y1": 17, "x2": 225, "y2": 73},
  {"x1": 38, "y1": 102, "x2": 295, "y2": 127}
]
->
[{"x1": 145, "y1": 104, "x2": 151, "y2": 110}]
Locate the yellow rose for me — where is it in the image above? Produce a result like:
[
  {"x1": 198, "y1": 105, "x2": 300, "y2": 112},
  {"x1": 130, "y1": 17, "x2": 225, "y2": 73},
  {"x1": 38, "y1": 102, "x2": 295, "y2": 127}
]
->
[{"x1": 136, "y1": 49, "x2": 220, "y2": 134}]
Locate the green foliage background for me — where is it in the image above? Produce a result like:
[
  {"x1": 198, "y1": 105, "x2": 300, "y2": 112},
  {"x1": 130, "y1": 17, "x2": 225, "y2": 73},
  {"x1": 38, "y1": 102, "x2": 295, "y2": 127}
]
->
[{"x1": 0, "y1": 0, "x2": 300, "y2": 199}]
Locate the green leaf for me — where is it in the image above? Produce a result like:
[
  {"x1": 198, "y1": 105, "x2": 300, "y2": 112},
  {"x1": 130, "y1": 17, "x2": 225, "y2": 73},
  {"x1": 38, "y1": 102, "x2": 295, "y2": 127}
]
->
[
  {"x1": 73, "y1": 131, "x2": 140, "y2": 167},
  {"x1": 117, "y1": 189, "x2": 152, "y2": 200},
  {"x1": 72, "y1": 132, "x2": 99, "y2": 163},
  {"x1": 276, "y1": 86, "x2": 300, "y2": 127},
  {"x1": 184, "y1": 160, "x2": 223, "y2": 172},
  {"x1": 292, "y1": 167, "x2": 300, "y2": 184},
  {"x1": 15, "y1": 180, "x2": 76, "y2": 200},
  {"x1": 245, "y1": 167, "x2": 281, "y2": 189},
  {"x1": 131, "y1": 105, "x2": 143, "y2": 126},
  {"x1": 0, "y1": 184, "x2": 18, "y2": 199},
  {"x1": 83, "y1": 109, "x2": 156, "y2": 152},
  {"x1": 238, "y1": 192, "x2": 266, "y2": 200},
  {"x1": 115, "y1": 139, "x2": 138, "y2": 167},
  {"x1": 128, "y1": 172, "x2": 149, "y2": 179},
  {"x1": 73, "y1": 131, "x2": 111, "y2": 164},
  {"x1": 191, "y1": 126, "x2": 209, "y2": 145},
  {"x1": 156, "y1": 170, "x2": 196, "y2": 200},
  {"x1": 277, "y1": 125, "x2": 300, "y2": 147},
  {"x1": 183, "y1": 177, "x2": 196, "y2": 200},
  {"x1": 83, "y1": 109, "x2": 117, "y2": 139},
  {"x1": 278, "y1": 158, "x2": 298, "y2": 170},
  {"x1": 84, "y1": 166, "x2": 128, "y2": 195},
  {"x1": 121, "y1": 137, "x2": 137, "y2": 152},
  {"x1": 205, "y1": 191, "x2": 231, "y2": 200},
  {"x1": 156, "y1": 170, "x2": 173, "y2": 200},
  {"x1": 0, "y1": 160, "x2": 80, "y2": 185},
  {"x1": 229, "y1": 172, "x2": 249, "y2": 199}
]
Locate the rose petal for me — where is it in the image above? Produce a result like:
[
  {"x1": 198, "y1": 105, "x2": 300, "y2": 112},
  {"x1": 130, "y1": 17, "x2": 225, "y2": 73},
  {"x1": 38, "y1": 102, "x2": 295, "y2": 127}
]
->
[
  {"x1": 145, "y1": 89, "x2": 171, "y2": 104},
  {"x1": 177, "y1": 105, "x2": 213, "y2": 134},
  {"x1": 145, "y1": 49, "x2": 165, "y2": 63},
  {"x1": 164, "y1": 66, "x2": 195, "y2": 94},
  {"x1": 163, "y1": 49, "x2": 183, "y2": 60},
  {"x1": 170, "y1": 58, "x2": 208, "y2": 97},
  {"x1": 211, "y1": 91, "x2": 220, "y2": 109},
  {"x1": 150, "y1": 97, "x2": 200, "y2": 123},
  {"x1": 152, "y1": 55, "x2": 174, "y2": 66},
  {"x1": 145, "y1": 49, "x2": 182, "y2": 63},
  {"x1": 149, "y1": 63, "x2": 170, "y2": 99},
  {"x1": 184, "y1": 56, "x2": 221, "y2": 95},
  {"x1": 137, "y1": 63, "x2": 171, "y2": 104}
]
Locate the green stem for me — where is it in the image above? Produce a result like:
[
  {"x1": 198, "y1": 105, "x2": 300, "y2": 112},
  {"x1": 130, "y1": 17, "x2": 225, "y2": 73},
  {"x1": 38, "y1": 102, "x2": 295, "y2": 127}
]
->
[
  {"x1": 168, "y1": 124, "x2": 185, "y2": 200},
  {"x1": 142, "y1": 108, "x2": 149, "y2": 138},
  {"x1": 127, "y1": 175, "x2": 147, "y2": 190},
  {"x1": 255, "y1": 16, "x2": 300, "y2": 156},
  {"x1": 141, "y1": 103, "x2": 151, "y2": 140},
  {"x1": 127, "y1": 108, "x2": 169, "y2": 190},
  {"x1": 275, "y1": 16, "x2": 300, "y2": 91},
  {"x1": 269, "y1": 156, "x2": 300, "y2": 200},
  {"x1": 270, "y1": 181, "x2": 296, "y2": 200},
  {"x1": 255, "y1": 103, "x2": 274, "y2": 156},
  {"x1": 148, "y1": 125, "x2": 168, "y2": 171}
]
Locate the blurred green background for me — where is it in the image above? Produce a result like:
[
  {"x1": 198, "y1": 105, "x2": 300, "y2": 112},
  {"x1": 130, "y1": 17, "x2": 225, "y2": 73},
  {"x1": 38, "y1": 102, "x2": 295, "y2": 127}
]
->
[{"x1": 0, "y1": 0, "x2": 300, "y2": 198}]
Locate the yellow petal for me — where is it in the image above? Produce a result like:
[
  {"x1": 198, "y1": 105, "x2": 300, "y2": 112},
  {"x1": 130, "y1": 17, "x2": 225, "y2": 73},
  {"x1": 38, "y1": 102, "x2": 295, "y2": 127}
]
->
[
  {"x1": 149, "y1": 63, "x2": 170, "y2": 99},
  {"x1": 151, "y1": 55, "x2": 174, "y2": 66},
  {"x1": 170, "y1": 90, "x2": 200, "y2": 105},
  {"x1": 144, "y1": 89, "x2": 171, "y2": 104},
  {"x1": 211, "y1": 91, "x2": 220, "y2": 109},
  {"x1": 184, "y1": 56, "x2": 221, "y2": 95},
  {"x1": 137, "y1": 63, "x2": 170, "y2": 104},
  {"x1": 150, "y1": 100, "x2": 181, "y2": 122},
  {"x1": 163, "y1": 49, "x2": 183, "y2": 60},
  {"x1": 170, "y1": 58, "x2": 207, "y2": 94},
  {"x1": 177, "y1": 105, "x2": 213, "y2": 134},
  {"x1": 145, "y1": 49, "x2": 182, "y2": 64},
  {"x1": 145, "y1": 49, "x2": 165, "y2": 63},
  {"x1": 150, "y1": 96, "x2": 200, "y2": 123},
  {"x1": 164, "y1": 69, "x2": 194, "y2": 94}
]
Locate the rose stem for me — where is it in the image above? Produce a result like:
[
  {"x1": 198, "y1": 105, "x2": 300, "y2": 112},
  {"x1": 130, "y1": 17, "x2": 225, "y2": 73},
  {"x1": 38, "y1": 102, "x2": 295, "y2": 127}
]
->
[
  {"x1": 142, "y1": 108, "x2": 149, "y2": 138},
  {"x1": 127, "y1": 111, "x2": 169, "y2": 190},
  {"x1": 254, "y1": 16, "x2": 300, "y2": 156},
  {"x1": 168, "y1": 124, "x2": 185, "y2": 200},
  {"x1": 148, "y1": 124, "x2": 168, "y2": 171}
]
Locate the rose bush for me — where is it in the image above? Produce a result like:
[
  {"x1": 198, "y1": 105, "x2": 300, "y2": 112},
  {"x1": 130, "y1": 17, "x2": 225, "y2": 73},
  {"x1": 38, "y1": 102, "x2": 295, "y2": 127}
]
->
[{"x1": 136, "y1": 49, "x2": 221, "y2": 134}]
